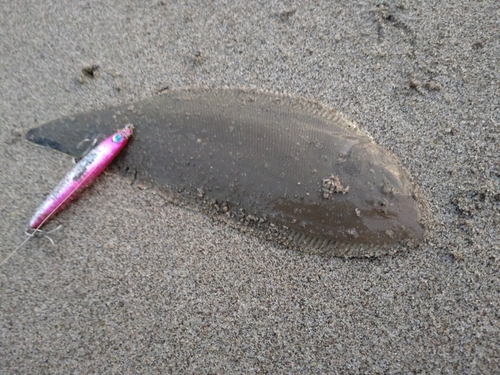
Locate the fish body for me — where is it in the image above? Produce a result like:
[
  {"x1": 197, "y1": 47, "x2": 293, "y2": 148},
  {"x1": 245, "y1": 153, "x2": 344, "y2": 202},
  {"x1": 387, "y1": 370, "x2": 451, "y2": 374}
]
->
[
  {"x1": 26, "y1": 89, "x2": 425, "y2": 257},
  {"x1": 29, "y1": 125, "x2": 134, "y2": 229}
]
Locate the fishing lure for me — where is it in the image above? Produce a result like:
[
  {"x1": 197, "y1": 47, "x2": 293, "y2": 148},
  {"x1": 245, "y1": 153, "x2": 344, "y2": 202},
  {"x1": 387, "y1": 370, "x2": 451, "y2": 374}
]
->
[
  {"x1": 28, "y1": 124, "x2": 134, "y2": 229},
  {"x1": 0, "y1": 124, "x2": 134, "y2": 266}
]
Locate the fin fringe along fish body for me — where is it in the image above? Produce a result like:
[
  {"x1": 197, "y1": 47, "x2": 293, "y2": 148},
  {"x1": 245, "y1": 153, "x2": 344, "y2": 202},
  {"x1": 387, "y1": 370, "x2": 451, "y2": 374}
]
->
[{"x1": 29, "y1": 124, "x2": 134, "y2": 229}]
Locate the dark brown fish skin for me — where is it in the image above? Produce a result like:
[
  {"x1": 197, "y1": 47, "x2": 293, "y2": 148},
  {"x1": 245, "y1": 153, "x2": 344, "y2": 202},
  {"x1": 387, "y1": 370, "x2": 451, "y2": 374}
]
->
[{"x1": 26, "y1": 89, "x2": 425, "y2": 257}]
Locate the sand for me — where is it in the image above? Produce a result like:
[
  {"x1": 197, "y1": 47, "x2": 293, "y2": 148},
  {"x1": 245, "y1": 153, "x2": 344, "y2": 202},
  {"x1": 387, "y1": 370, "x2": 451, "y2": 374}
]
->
[{"x1": 1, "y1": 1, "x2": 498, "y2": 373}]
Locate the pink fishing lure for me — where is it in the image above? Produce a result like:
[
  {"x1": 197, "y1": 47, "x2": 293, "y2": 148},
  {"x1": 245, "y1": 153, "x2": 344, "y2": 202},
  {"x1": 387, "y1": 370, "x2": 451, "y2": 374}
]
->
[{"x1": 29, "y1": 124, "x2": 134, "y2": 229}]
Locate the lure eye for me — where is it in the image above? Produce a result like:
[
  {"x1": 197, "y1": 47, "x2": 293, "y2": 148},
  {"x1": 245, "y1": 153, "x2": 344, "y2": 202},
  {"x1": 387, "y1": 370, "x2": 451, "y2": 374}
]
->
[{"x1": 112, "y1": 133, "x2": 123, "y2": 143}]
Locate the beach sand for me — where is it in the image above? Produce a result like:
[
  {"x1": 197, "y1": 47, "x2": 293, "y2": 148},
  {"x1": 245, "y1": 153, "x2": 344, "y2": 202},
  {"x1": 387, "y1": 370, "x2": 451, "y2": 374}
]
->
[{"x1": 1, "y1": 1, "x2": 498, "y2": 373}]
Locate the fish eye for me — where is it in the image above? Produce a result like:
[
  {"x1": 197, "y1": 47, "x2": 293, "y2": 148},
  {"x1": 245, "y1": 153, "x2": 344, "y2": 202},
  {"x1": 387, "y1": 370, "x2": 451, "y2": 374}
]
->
[{"x1": 112, "y1": 133, "x2": 123, "y2": 143}]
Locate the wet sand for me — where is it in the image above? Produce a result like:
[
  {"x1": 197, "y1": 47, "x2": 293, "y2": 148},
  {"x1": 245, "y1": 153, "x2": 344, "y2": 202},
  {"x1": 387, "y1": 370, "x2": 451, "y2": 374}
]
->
[{"x1": 1, "y1": 1, "x2": 498, "y2": 373}]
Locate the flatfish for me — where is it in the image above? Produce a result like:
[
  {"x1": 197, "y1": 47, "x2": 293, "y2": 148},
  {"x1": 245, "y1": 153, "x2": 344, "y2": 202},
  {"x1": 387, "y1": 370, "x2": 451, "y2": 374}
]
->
[{"x1": 26, "y1": 89, "x2": 426, "y2": 257}]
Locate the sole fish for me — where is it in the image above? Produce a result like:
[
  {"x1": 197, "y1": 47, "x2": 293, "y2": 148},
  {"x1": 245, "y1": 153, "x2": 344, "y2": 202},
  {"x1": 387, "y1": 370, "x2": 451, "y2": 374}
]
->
[{"x1": 26, "y1": 89, "x2": 426, "y2": 257}]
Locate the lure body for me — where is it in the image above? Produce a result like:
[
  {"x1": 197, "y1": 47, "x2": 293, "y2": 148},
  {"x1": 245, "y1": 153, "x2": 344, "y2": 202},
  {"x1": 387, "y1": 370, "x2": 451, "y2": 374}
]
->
[{"x1": 29, "y1": 124, "x2": 134, "y2": 229}]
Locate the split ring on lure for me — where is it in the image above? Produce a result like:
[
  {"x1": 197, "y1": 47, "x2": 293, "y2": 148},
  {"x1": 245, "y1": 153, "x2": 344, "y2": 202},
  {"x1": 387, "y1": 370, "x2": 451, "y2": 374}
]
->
[{"x1": 0, "y1": 124, "x2": 134, "y2": 266}]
